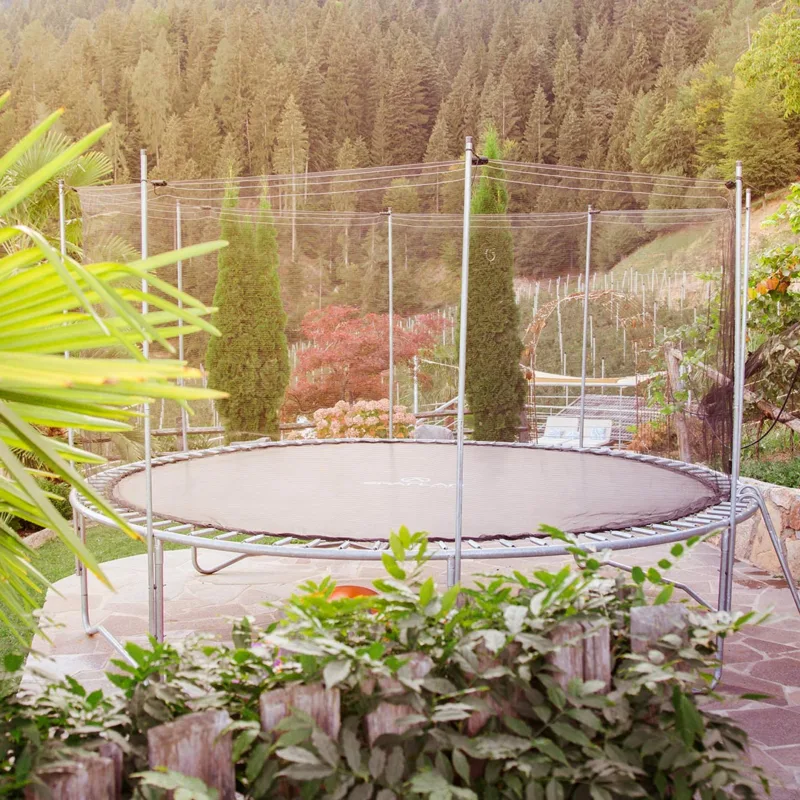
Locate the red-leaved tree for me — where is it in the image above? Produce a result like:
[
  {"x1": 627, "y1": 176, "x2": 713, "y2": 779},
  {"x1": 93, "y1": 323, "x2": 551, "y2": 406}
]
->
[{"x1": 283, "y1": 305, "x2": 442, "y2": 417}]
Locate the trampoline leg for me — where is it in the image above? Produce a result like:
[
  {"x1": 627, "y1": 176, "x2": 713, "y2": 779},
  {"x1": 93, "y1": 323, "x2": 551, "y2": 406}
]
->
[
  {"x1": 751, "y1": 487, "x2": 800, "y2": 615},
  {"x1": 446, "y1": 556, "x2": 456, "y2": 588},
  {"x1": 154, "y1": 538, "x2": 165, "y2": 642},
  {"x1": 76, "y1": 511, "x2": 136, "y2": 666},
  {"x1": 191, "y1": 547, "x2": 251, "y2": 576},
  {"x1": 605, "y1": 560, "x2": 714, "y2": 610}
]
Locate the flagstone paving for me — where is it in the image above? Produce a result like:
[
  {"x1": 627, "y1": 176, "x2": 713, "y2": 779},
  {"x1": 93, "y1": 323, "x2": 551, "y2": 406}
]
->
[{"x1": 22, "y1": 537, "x2": 800, "y2": 797}]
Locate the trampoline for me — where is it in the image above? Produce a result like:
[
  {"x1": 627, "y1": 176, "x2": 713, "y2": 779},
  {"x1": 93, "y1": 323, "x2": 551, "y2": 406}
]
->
[
  {"x1": 69, "y1": 146, "x2": 800, "y2": 680},
  {"x1": 72, "y1": 437, "x2": 781, "y2": 658}
]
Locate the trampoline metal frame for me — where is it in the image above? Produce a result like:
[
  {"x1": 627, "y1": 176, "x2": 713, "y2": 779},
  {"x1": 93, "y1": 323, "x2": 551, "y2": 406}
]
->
[{"x1": 70, "y1": 439, "x2": 800, "y2": 666}]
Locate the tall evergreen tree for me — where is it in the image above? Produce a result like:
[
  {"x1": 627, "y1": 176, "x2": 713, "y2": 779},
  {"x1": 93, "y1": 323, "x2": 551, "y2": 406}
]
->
[
  {"x1": 207, "y1": 189, "x2": 290, "y2": 439},
  {"x1": 464, "y1": 127, "x2": 526, "y2": 442},
  {"x1": 183, "y1": 84, "x2": 222, "y2": 177},
  {"x1": 274, "y1": 95, "x2": 309, "y2": 263},
  {"x1": 523, "y1": 85, "x2": 553, "y2": 164},
  {"x1": 478, "y1": 69, "x2": 520, "y2": 140},
  {"x1": 130, "y1": 49, "x2": 171, "y2": 162},
  {"x1": 723, "y1": 80, "x2": 799, "y2": 192},
  {"x1": 690, "y1": 63, "x2": 732, "y2": 175},
  {"x1": 552, "y1": 39, "x2": 581, "y2": 125},
  {"x1": 556, "y1": 104, "x2": 584, "y2": 166}
]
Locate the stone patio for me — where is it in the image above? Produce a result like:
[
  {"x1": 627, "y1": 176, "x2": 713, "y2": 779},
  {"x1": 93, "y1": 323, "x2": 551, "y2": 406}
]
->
[{"x1": 22, "y1": 537, "x2": 800, "y2": 798}]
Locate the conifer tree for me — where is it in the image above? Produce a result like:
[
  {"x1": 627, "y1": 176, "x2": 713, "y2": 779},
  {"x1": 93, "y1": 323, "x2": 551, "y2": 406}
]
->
[
  {"x1": 552, "y1": 39, "x2": 581, "y2": 125},
  {"x1": 623, "y1": 33, "x2": 652, "y2": 91},
  {"x1": 556, "y1": 105, "x2": 584, "y2": 166},
  {"x1": 478, "y1": 70, "x2": 520, "y2": 141},
  {"x1": 690, "y1": 63, "x2": 732, "y2": 175},
  {"x1": 130, "y1": 49, "x2": 171, "y2": 162},
  {"x1": 464, "y1": 127, "x2": 526, "y2": 442},
  {"x1": 184, "y1": 84, "x2": 221, "y2": 178},
  {"x1": 371, "y1": 99, "x2": 391, "y2": 166},
  {"x1": 523, "y1": 86, "x2": 553, "y2": 164},
  {"x1": 151, "y1": 115, "x2": 199, "y2": 180},
  {"x1": 215, "y1": 132, "x2": 242, "y2": 178},
  {"x1": 274, "y1": 95, "x2": 309, "y2": 263},
  {"x1": 207, "y1": 189, "x2": 290, "y2": 440},
  {"x1": 640, "y1": 100, "x2": 695, "y2": 175},
  {"x1": 723, "y1": 80, "x2": 799, "y2": 191}
]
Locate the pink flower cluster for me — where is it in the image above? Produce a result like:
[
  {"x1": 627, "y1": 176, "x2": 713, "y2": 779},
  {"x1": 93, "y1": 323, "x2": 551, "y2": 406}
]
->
[{"x1": 313, "y1": 399, "x2": 416, "y2": 439}]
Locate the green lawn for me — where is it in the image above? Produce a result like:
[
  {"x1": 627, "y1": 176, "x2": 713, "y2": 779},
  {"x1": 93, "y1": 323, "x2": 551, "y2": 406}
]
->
[{"x1": 0, "y1": 526, "x2": 184, "y2": 665}]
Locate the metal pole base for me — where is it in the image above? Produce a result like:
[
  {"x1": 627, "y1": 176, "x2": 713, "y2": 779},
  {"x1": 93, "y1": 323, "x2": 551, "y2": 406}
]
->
[{"x1": 76, "y1": 512, "x2": 136, "y2": 665}]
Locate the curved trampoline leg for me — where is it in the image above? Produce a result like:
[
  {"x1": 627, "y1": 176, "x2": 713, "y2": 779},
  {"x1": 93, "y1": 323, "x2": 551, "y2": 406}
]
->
[
  {"x1": 191, "y1": 546, "x2": 251, "y2": 576},
  {"x1": 714, "y1": 487, "x2": 800, "y2": 687},
  {"x1": 76, "y1": 511, "x2": 136, "y2": 665},
  {"x1": 751, "y1": 488, "x2": 800, "y2": 615}
]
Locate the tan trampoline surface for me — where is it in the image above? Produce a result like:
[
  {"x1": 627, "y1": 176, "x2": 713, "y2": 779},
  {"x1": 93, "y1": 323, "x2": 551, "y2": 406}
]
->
[{"x1": 110, "y1": 440, "x2": 724, "y2": 541}]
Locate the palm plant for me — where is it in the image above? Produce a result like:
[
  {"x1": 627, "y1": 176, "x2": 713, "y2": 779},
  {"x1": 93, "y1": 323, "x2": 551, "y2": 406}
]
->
[{"x1": 0, "y1": 96, "x2": 226, "y2": 642}]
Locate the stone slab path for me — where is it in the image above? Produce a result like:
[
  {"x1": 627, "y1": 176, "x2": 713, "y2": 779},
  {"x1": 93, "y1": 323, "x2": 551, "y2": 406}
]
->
[{"x1": 22, "y1": 538, "x2": 800, "y2": 798}]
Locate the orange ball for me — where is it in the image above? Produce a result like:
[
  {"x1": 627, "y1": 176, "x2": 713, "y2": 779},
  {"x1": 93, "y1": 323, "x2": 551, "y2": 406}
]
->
[{"x1": 329, "y1": 584, "x2": 378, "y2": 600}]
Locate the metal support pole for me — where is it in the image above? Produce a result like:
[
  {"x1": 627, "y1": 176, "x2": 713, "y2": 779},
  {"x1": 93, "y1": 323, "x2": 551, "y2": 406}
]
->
[
  {"x1": 578, "y1": 205, "x2": 593, "y2": 447},
  {"x1": 176, "y1": 201, "x2": 189, "y2": 452},
  {"x1": 453, "y1": 137, "x2": 474, "y2": 588},
  {"x1": 740, "y1": 189, "x2": 751, "y2": 380},
  {"x1": 413, "y1": 355, "x2": 419, "y2": 416},
  {"x1": 58, "y1": 180, "x2": 75, "y2": 451},
  {"x1": 718, "y1": 162, "x2": 744, "y2": 627},
  {"x1": 140, "y1": 151, "x2": 163, "y2": 641},
  {"x1": 387, "y1": 208, "x2": 394, "y2": 437}
]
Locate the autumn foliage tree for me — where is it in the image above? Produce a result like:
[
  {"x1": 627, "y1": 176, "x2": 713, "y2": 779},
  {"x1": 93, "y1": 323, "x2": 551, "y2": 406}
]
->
[{"x1": 284, "y1": 305, "x2": 441, "y2": 417}]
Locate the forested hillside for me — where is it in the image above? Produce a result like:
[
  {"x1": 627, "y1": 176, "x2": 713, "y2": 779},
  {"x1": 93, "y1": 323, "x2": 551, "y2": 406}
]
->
[{"x1": 0, "y1": 0, "x2": 796, "y2": 192}]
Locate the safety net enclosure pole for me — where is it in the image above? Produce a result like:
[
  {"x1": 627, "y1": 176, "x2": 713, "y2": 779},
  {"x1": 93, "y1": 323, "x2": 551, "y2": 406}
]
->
[
  {"x1": 453, "y1": 137, "x2": 474, "y2": 587},
  {"x1": 578, "y1": 205, "x2": 593, "y2": 447},
  {"x1": 139, "y1": 150, "x2": 158, "y2": 641}
]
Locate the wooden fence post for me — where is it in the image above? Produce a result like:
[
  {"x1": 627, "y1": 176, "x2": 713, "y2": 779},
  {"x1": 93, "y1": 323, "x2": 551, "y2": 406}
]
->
[
  {"x1": 24, "y1": 748, "x2": 120, "y2": 800},
  {"x1": 630, "y1": 604, "x2": 689, "y2": 654},
  {"x1": 260, "y1": 683, "x2": 341, "y2": 739},
  {"x1": 582, "y1": 621, "x2": 612, "y2": 691},
  {"x1": 147, "y1": 709, "x2": 236, "y2": 800},
  {"x1": 548, "y1": 621, "x2": 585, "y2": 690},
  {"x1": 364, "y1": 653, "x2": 432, "y2": 745}
]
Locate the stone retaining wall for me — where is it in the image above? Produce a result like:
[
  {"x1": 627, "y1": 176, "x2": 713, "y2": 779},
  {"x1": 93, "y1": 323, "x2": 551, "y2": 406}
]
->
[{"x1": 733, "y1": 478, "x2": 800, "y2": 576}]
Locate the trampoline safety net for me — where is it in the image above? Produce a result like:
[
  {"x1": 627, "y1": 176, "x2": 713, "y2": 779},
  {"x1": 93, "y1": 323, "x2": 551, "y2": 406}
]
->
[{"x1": 78, "y1": 155, "x2": 736, "y2": 503}]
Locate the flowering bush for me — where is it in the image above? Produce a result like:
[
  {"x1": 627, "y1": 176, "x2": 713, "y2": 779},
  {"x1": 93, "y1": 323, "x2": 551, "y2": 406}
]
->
[{"x1": 313, "y1": 399, "x2": 416, "y2": 439}]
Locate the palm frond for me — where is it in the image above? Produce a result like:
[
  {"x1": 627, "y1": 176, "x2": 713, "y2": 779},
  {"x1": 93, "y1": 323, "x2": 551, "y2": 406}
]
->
[{"x1": 0, "y1": 107, "x2": 229, "y2": 638}]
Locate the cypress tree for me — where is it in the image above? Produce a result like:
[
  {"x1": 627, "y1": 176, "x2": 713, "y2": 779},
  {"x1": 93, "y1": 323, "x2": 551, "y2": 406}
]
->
[
  {"x1": 465, "y1": 127, "x2": 526, "y2": 442},
  {"x1": 206, "y1": 189, "x2": 290, "y2": 440}
]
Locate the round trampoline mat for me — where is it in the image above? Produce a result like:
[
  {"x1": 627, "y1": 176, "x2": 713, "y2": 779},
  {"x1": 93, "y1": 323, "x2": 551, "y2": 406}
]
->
[{"x1": 109, "y1": 440, "x2": 724, "y2": 542}]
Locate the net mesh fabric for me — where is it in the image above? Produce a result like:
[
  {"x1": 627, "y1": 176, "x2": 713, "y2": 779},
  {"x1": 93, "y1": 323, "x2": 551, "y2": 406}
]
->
[{"x1": 78, "y1": 158, "x2": 735, "y2": 520}]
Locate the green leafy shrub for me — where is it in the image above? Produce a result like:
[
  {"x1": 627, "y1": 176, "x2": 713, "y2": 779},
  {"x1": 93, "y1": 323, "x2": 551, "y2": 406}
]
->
[
  {"x1": 741, "y1": 456, "x2": 800, "y2": 488},
  {"x1": 1, "y1": 530, "x2": 767, "y2": 799},
  {"x1": 4, "y1": 479, "x2": 71, "y2": 534}
]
